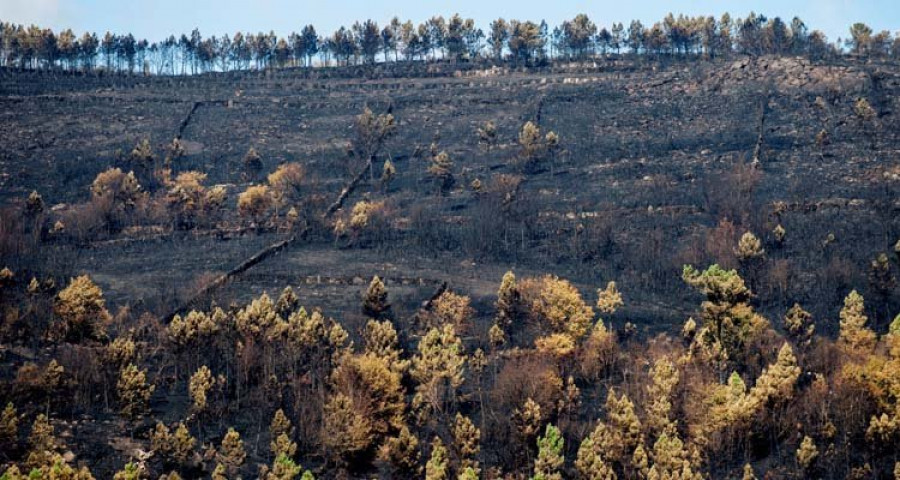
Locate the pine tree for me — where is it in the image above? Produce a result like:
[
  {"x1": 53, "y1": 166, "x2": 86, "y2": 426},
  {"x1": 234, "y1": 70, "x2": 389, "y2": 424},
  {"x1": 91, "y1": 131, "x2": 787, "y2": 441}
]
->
[
  {"x1": 27, "y1": 277, "x2": 41, "y2": 295},
  {"x1": 869, "y1": 253, "x2": 896, "y2": 295},
  {"x1": 428, "y1": 151, "x2": 455, "y2": 193},
  {"x1": 596, "y1": 281, "x2": 624, "y2": 315},
  {"x1": 495, "y1": 271, "x2": 519, "y2": 327},
  {"x1": 189, "y1": 365, "x2": 213, "y2": 413},
  {"x1": 742, "y1": 463, "x2": 757, "y2": 480},
  {"x1": 130, "y1": 138, "x2": 155, "y2": 173},
  {"x1": 217, "y1": 428, "x2": 246, "y2": 476},
  {"x1": 575, "y1": 436, "x2": 617, "y2": 480},
  {"x1": 647, "y1": 431, "x2": 703, "y2": 480},
  {"x1": 0, "y1": 267, "x2": 13, "y2": 286},
  {"x1": 270, "y1": 408, "x2": 292, "y2": 440},
  {"x1": 379, "y1": 425, "x2": 422, "y2": 476},
  {"x1": 735, "y1": 231, "x2": 765, "y2": 262},
  {"x1": 838, "y1": 290, "x2": 876, "y2": 352},
  {"x1": 453, "y1": 413, "x2": 481, "y2": 472},
  {"x1": 263, "y1": 454, "x2": 303, "y2": 480},
  {"x1": 112, "y1": 462, "x2": 144, "y2": 480},
  {"x1": 457, "y1": 467, "x2": 479, "y2": 480},
  {"x1": 267, "y1": 163, "x2": 305, "y2": 208},
  {"x1": 171, "y1": 423, "x2": 196, "y2": 465},
  {"x1": 270, "y1": 409, "x2": 296, "y2": 458},
  {"x1": 429, "y1": 291, "x2": 475, "y2": 330},
  {"x1": 796, "y1": 435, "x2": 818, "y2": 472},
  {"x1": 322, "y1": 393, "x2": 373, "y2": 463},
  {"x1": 783, "y1": 303, "x2": 814, "y2": 347},
  {"x1": 646, "y1": 357, "x2": 679, "y2": 438},
  {"x1": 211, "y1": 463, "x2": 227, "y2": 480},
  {"x1": 535, "y1": 333, "x2": 577, "y2": 357},
  {"x1": 631, "y1": 442, "x2": 649, "y2": 479},
  {"x1": 559, "y1": 376, "x2": 581, "y2": 416},
  {"x1": 272, "y1": 287, "x2": 298, "y2": 317},
  {"x1": 25, "y1": 414, "x2": 56, "y2": 470},
  {"x1": 25, "y1": 190, "x2": 44, "y2": 217},
  {"x1": 42, "y1": 359, "x2": 65, "y2": 393},
  {"x1": 105, "y1": 336, "x2": 137, "y2": 368},
  {"x1": 150, "y1": 422, "x2": 172, "y2": 457},
  {"x1": 518, "y1": 121, "x2": 543, "y2": 171},
  {"x1": 363, "y1": 319, "x2": 409, "y2": 373},
  {"x1": 90, "y1": 168, "x2": 143, "y2": 224},
  {"x1": 526, "y1": 275, "x2": 595, "y2": 341},
  {"x1": 363, "y1": 276, "x2": 390, "y2": 319},
  {"x1": 533, "y1": 424, "x2": 564, "y2": 480},
  {"x1": 773, "y1": 224, "x2": 786, "y2": 245},
  {"x1": 331, "y1": 353, "x2": 405, "y2": 439},
  {"x1": 477, "y1": 121, "x2": 498, "y2": 152},
  {"x1": 854, "y1": 98, "x2": 876, "y2": 122},
  {"x1": 0, "y1": 402, "x2": 18, "y2": 447},
  {"x1": 488, "y1": 324, "x2": 506, "y2": 348},
  {"x1": 682, "y1": 264, "x2": 768, "y2": 362},
  {"x1": 514, "y1": 398, "x2": 543, "y2": 445},
  {"x1": 234, "y1": 292, "x2": 283, "y2": 339},
  {"x1": 425, "y1": 437, "x2": 449, "y2": 480},
  {"x1": 411, "y1": 324, "x2": 465, "y2": 417},
  {"x1": 605, "y1": 391, "x2": 643, "y2": 461},
  {"x1": 354, "y1": 107, "x2": 396, "y2": 162},
  {"x1": 745, "y1": 343, "x2": 800, "y2": 410},
  {"x1": 117, "y1": 364, "x2": 154, "y2": 419},
  {"x1": 164, "y1": 137, "x2": 185, "y2": 168},
  {"x1": 381, "y1": 159, "x2": 397, "y2": 192}
]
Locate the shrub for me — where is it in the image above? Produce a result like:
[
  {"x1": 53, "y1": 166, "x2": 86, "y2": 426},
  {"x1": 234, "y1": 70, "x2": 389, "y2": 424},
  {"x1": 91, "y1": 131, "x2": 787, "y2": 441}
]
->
[
  {"x1": 237, "y1": 184, "x2": 275, "y2": 227},
  {"x1": 268, "y1": 163, "x2": 305, "y2": 207},
  {"x1": 243, "y1": 147, "x2": 263, "y2": 180},
  {"x1": 90, "y1": 168, "x2": 143, "y2": 231}
]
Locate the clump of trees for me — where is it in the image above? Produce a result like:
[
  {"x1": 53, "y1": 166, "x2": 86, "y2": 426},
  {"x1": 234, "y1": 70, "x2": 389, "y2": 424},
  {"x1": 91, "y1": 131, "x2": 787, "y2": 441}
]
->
[
  {"x1": 166, "y1": 171, "x2": 226, "y2": 230},
  {"x1": 4, "y1": 263, "x2": 900, "y2": 478},
  {"x1": 2, "y1": 12, "x2": 894, "y2": 75},
  {"x1": 89, "y1": 167, "x2": 143, "y2": 233}
]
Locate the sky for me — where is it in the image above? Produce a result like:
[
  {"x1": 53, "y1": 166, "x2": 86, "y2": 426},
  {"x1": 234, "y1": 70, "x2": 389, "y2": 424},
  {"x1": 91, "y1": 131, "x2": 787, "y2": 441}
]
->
[{"x1": 2, "y1": 0, "x2": 898, "y2": 45}]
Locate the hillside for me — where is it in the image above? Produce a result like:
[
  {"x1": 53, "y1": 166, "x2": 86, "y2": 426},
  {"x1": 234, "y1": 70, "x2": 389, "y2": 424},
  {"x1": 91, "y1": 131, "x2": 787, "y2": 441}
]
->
[
  {"x1": 2, "y1": 56, "x2": 898, "y2": 328},
  {"x1": 2, "y1": 55, "x2": 900, "y2": 479}
]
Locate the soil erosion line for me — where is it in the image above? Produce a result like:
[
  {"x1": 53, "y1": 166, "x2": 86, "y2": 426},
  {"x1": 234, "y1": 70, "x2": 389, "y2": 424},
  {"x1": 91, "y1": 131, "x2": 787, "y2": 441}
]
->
[{"x1": 751, "y1": 93, "x2": 769, "y2": 163}]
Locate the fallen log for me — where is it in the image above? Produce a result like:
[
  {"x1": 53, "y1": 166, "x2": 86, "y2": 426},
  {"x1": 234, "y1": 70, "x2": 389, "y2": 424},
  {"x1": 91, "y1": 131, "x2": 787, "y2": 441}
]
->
[
  {"x1": 165, "y1": 231, "x2": 303, "y2": 320},
  {"x1": 322, "y1": 159, "x2": 371, "y2": 219}
]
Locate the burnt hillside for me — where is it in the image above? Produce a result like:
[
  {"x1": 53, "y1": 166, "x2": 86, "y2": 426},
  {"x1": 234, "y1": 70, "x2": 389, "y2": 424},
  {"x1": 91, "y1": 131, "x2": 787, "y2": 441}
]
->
[
  {"x1": 2, "y1": 56, "x2": 898, "y2": 332},
  {"x1": 2, "y1": 54, "x2": 900, "y2": 480}
]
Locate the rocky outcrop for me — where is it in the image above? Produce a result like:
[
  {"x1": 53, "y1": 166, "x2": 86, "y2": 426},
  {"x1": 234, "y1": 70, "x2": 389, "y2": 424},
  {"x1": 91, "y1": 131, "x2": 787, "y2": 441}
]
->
[{"x1": 707, "y1": 56, "x2": 869, "y2": 94}]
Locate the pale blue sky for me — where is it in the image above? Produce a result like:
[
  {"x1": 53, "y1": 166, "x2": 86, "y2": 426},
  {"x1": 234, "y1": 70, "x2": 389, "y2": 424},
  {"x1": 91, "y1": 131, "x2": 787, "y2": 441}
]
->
[{"x1": 2, "y1": 0, "x2": 897, "y2": 44}]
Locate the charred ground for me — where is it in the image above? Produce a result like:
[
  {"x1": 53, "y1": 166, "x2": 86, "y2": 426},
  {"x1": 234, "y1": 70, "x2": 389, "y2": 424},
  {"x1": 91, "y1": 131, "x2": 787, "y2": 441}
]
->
[
  {"x1": 2, "y1": 55, "x2": 900, "y2": 479},
  {"x1": 2, "y1": 56, "x2": 899, "y2": 330}
]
